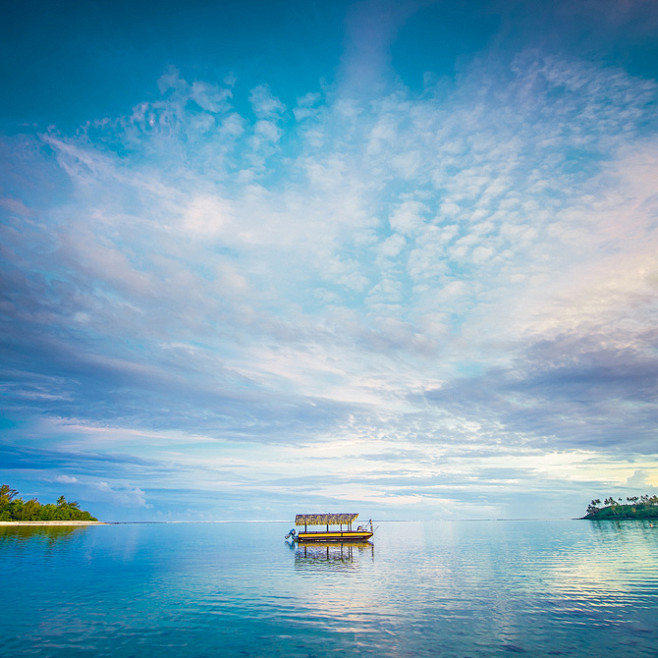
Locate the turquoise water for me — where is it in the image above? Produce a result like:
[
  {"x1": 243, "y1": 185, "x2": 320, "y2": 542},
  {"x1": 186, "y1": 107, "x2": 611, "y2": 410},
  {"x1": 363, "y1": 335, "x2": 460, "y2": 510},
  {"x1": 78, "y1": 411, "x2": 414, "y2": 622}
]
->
[{"x1": 2, "y1": 520, "x2": 658, "y2": 657}]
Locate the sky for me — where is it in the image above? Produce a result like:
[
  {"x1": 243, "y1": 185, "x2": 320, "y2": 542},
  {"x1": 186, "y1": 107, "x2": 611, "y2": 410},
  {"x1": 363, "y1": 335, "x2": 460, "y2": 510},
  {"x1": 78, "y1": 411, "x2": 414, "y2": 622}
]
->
[{"x1": 1, "y1": 0, "x2": 657, "y2": 522}]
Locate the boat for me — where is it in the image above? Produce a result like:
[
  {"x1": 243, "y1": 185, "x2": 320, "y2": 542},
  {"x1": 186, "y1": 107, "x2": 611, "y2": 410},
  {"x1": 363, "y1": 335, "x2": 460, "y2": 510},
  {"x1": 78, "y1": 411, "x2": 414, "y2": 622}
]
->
[{"x1": 285, "y1": 513, "x2": 373, "y2": 542}]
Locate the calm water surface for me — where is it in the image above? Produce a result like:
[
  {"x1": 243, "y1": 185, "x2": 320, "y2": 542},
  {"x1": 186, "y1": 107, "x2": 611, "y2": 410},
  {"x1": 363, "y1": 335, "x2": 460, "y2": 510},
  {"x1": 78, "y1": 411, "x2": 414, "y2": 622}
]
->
[{"x1": 2, "y1": 520, "x2": 658, "y2": 657}]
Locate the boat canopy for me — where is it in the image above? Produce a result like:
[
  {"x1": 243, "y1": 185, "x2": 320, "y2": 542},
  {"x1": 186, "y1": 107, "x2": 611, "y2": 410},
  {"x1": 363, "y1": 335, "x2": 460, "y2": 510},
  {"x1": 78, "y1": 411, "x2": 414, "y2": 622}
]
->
[{"x1": 295, "y1": 513, "x2": 359, "y2": 526}]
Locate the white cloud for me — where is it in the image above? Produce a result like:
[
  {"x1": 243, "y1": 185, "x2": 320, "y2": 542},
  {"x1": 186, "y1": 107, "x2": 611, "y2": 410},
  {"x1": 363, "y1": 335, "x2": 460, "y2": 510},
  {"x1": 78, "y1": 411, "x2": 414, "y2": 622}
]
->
[
  {"x1": 190, "y1": 80, "x2": 232, "y2": 113},
  {"x1": 249, "y1": 84, "x2": 286, "y2": 118},
  {"x1": 182, "y1": 194, "x2": 232, "y2": 236},
  {"x1": 294, "y1": 92, "x2": 322, "y2": 121},
  {"x1": 253, "y1": 119, "x2": 281, "y2": 143},
  {"x1": 389, "y1": 200, "x2": 427, "y2": 236},
  {"x1": 95, "y1": 481, "x2": 149, "y2": 508},
  {"x1": 55, "y1": 475, "x2": 78, "y2": 484},
  {"x1": 379, "y1": 233, "x2": 406, "y2": 259},
  {"x1": 3, "y1": 50, "x2": 658, "y2": 518}
]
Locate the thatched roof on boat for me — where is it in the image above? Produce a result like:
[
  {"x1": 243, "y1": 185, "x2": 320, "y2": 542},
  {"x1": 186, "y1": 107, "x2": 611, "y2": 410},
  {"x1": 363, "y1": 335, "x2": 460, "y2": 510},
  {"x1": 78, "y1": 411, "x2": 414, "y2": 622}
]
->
[{"x1": 295, "y1": 513, "x2": 359, "y2": 526}]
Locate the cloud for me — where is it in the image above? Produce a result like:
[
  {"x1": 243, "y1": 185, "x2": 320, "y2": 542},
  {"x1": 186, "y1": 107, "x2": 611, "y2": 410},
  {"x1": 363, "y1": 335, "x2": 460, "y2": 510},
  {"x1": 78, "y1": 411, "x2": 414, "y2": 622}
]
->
[
  {"x1": 249, "y1": 85, "x2": 286, "y2": 118},
  {"x1": 389, "y1": 200, "x2": 427, "y2": 236},
  {"x1": 625, "y1": 469, "x2": 651, "y2": 488},
  {"x1": 55, "y1": 475, "x2": 78, "y2": 484},
  {"x1": 94, "y1": 481, "x2": 149, "y2": 508},
  {"x1": 426, "y1": 326, "x2": 658, "y2": 453},
  {"x1": 1, "y1": 38, "x2": 658, "y2": 518}
]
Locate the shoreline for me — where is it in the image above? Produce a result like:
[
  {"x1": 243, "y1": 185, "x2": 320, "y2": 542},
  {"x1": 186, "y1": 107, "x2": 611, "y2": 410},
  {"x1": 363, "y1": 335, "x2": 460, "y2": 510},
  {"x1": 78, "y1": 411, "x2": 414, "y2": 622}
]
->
[{"x1": 0, "y1": 521, "x2": 106, "y2": 526}]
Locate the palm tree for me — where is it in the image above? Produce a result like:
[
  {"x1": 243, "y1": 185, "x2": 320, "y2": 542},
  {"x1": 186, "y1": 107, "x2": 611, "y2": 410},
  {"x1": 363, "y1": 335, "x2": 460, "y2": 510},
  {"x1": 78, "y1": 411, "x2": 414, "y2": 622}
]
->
[{"x1": 0, "y1": 484, "x2": 19, "y2": 506}]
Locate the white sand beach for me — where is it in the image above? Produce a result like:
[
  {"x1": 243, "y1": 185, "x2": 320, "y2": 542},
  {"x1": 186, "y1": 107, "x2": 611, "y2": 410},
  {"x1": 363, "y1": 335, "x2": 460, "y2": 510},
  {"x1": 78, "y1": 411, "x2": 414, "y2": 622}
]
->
[{"x1": 0, "y1": 521, "x2": 106, "y2": 526}]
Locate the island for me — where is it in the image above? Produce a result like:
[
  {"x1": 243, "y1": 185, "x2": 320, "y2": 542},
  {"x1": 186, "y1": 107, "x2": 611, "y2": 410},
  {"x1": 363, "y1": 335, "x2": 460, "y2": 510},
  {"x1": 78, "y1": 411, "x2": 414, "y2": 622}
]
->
[
  {"x1": 584, "y1": 495, "x2": 658, "y2": 520},
  {"x1": 0, "y1": 484, "x2": 99, "y2": 523}
]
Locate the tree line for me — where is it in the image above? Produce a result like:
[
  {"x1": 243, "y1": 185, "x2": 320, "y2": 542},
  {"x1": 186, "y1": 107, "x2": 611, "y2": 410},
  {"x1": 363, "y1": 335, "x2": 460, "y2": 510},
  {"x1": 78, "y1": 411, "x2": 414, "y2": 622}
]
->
[
  {"x1": 585, "y1": 494, "x2": 658, "y2": 519},
  {"x1": 0, "y1": 484, "x2": 97, "y2": 521}
]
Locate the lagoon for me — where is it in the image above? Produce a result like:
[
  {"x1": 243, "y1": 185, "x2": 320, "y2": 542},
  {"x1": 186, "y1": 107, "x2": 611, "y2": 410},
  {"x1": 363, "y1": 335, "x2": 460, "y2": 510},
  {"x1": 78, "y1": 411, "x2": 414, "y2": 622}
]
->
[{"x1": 1, "y1": 520, "x2": 658, "y2": 656}]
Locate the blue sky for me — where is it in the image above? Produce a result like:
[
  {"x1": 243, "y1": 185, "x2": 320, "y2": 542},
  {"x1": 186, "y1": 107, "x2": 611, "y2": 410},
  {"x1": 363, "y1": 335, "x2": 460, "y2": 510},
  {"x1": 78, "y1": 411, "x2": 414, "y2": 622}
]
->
[{"x1": 1, "y1": 0, "x2": 658, "y2": 521}]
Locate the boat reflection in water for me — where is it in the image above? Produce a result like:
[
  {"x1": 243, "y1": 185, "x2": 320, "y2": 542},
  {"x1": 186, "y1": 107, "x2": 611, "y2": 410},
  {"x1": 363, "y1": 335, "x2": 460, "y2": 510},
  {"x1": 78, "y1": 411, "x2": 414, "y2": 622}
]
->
[{"x1": 293, "y1": 541, "x2": 374, "y2": 572}]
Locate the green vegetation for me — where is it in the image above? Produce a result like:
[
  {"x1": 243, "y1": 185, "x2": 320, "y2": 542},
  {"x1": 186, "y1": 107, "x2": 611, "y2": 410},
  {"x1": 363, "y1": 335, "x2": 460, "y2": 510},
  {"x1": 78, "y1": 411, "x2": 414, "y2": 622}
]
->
[
  {"x1": 584, "y1": 495, "x2": 658, "y2": 520},
  {"x1": 0, "y1": 484, "x2": 97, "y2": 521}
]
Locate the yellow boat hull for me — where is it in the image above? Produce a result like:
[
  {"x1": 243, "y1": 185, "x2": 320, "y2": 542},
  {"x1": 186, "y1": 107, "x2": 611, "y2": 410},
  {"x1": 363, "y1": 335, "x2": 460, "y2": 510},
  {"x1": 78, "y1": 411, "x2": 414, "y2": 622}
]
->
[{"x1": 296, "y1": 531, "x2": 373, "y2": 542}]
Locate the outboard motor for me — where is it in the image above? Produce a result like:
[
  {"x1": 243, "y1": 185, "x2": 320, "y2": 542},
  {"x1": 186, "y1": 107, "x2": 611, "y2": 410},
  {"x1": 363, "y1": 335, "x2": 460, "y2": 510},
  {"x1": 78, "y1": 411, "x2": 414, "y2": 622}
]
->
[{"x1": 284, "y1": 528, "x2": 297, "y2": 543}]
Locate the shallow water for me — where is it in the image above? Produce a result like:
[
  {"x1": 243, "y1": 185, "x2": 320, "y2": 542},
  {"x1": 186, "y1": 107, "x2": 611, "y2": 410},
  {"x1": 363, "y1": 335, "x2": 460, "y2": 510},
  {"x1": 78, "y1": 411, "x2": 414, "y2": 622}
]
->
[{"x1": 1, "y1": 520, "x2": 658, "y2": 656}]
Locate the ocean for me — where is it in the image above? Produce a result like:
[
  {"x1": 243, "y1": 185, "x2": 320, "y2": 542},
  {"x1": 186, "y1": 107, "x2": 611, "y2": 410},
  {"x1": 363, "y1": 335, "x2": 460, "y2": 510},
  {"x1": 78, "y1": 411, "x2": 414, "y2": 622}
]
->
[{"x1": 1, "y1": 519, "x2": 657, "y2": 657}]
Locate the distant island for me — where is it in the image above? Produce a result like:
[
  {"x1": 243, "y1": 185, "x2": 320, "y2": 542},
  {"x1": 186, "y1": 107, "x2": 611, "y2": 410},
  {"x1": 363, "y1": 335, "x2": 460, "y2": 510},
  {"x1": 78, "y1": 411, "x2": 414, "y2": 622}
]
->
[
  {"x1": 0, "y1": 484, "x2": 97, "y2": 522},
  {"x1": 584, "y1": 495, "x2": 658, "y2": 520}
]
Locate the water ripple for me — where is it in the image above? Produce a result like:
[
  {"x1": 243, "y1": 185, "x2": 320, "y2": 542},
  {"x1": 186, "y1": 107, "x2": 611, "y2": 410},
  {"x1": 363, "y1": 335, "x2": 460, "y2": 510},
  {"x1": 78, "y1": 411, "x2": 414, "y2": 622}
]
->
[{"x1": 2, "y1": 520, "x2": 658, "y2": 656}]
